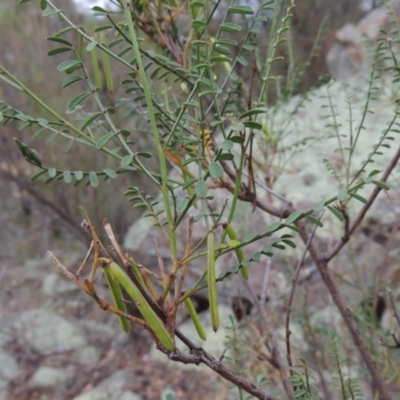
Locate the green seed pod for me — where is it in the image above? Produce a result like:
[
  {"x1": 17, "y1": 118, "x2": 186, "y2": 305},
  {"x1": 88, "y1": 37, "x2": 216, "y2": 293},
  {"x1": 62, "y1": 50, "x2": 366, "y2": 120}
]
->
[
  {"x1": 207, "y1": 231, "x2": 219, "y2": 332},
  {"x1": 223, "y1": 224, "x2": 249, "y2": 280},
  {"x1": 106, "y1": 262, "x2": 175, "y2": 351},
  {"x1": 184, "y1": 297, "x2": 206, "y2": 340},
  {"x1": 103, "y1": 265, "x2": 130, "y2": 333}
]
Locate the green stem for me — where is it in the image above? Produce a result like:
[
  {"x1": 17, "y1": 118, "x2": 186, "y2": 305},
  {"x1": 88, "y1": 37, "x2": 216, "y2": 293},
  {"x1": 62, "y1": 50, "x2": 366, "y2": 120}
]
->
[{"x1": 121, "y1": 0, "x2": 176, "y2": 261}]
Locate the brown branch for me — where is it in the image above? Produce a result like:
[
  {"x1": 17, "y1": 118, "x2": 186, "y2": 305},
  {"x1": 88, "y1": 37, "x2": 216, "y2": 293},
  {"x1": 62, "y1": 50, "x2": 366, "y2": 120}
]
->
[
  {"x1": 388, "y1": 288, "x2": 400, "y2": 330},
  {"x1": 296, "y1": 221, "x2": 392, "y2": 400},
  {"x1": 326, "y1": 145, "x2": 400, "y2": 262},
  {"x1": 158, "y1": 348, "x2": 279, "y2": 400},
  {"x1": 285, "y1": 221, "x2": 319, "y2": 369}
]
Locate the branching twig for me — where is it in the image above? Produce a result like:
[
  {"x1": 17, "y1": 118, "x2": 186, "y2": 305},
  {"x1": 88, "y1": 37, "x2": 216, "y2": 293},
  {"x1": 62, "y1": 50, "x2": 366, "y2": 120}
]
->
[
  {"x1": 285, "y1": 219, "x2": 320, "y2": 368},
  {"x1": 326, "y1": 145, "x2": 400, "y2": 262}
]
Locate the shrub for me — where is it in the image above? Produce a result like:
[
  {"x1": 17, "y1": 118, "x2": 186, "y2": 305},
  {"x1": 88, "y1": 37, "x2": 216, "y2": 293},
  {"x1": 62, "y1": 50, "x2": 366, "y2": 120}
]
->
[{"x1": 1, "y1": 0, "x2": 400, "y2": 399}]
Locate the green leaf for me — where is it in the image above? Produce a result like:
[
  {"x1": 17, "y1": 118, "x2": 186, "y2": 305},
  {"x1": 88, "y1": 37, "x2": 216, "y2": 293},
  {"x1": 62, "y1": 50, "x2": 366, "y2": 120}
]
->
[
  {"x1": 43, "y1": 9, "x2": 58, "y2": 17},
  {"x1": 229, "y1": 136, "x2": 245, "y2": 144},
  {"x1": 121, "y1": 155, "x2": 133, "y2": 168},
  {"x1": 74, "y1": 171, "x2": 83, "y2": 180},
  {"x1": 313, "y1": 200, "x2": 325, "y2": 212},
  {"x1": 89, "y1": 171, "x2": 99, "y2": 187},
  {"x1": 80, "y1": 112, "x2": 103, "y2": 130},
  {"x1": 137, "y1": 152, "x2": 152, "y2": 158},
  {"x1": 181, "y1": 157, "x2": 198, "y2": 167},
  {"x1": 306, "y1": 215, "x2": 323, "y2": 227},
  {"x1": 68, "y1": 92, "x2": 91, "y2": 112},
  {"x1": 62, "y1": 75, "x2": 83, "y2": 88},
  {"x1": 217, "y1": 153, "x2": 234, "y2": 161},
  {"x1": 92, "y1": 6, "x2": 108, "y2": 13},
  {"x1": 220, "y1": 140, "x2": 234, "y2": 150},
  {"x1": 372, "y1": 180, "x2": 390, "y2": 190},
  {"x1": 48, "y1": 168, "x2": 57, "y2": 178},
  {"x1": 293, "y1": 389, "x2": 306, "y2": 398},
  {"x1": 327, "y1": 206, "x2": 345, "y2": 221},
  {"x1": 228, "y1": 5, "x2": 254, "y2": 14},
  {"x1": 195, "y1": 180, "x2": 208, "y2": 197},
  {"x1": 57, "y1": 60, "x2": 81, "y2": 72},
  {"x1": 285, "y1": 210, "x2": 303, "y2": 225},
  {"x1": 48, "y1": 47, "x2": 72, "y2": 56},
  {"x1": 46, "y1": 36, "x2": 73, "y2": 47},
  {"x1": 243, "y1": 121, "x2": 262, "y2": 129},
  {"x1": 349, "y1": 193, "x2": 367, "y2": 204},
  {"x1": 94, "y1": 25, "x2": 113, "y2": 32},
  {"x1": 209, "y1": 162, "x2": 223, "y2": 179},
  {"x1": 177, "y1": 198, "x2": 190, "y2": 213},
  {"x1": 243, "y1": 233, "x2": 258, "y2": 243},
  {"x1": 220, "y1": 23, "x2": 242, "y2": 33},
  {"x1": 96, "y1": 133, "x2": 114, "y2": 149},
  {"x1": 210, "y1": 56, "x2": 232, "y2": 63},
  {"x1": 267, "y1": 222, "x2": 283, "y2": 233},
  {"x1": 63, "y1": 170, "x2": 72, "y2": 183},
  {"x1": 239, "y1": 108, "x2": 267, "y2": 119},
  {"x1": 369, "y1": 169, "x2": 381, "y2": 176},
  {"x1": 103, "y1": 169, "x2": 118, "y2": 179},
  {"x1": 27, "y1": 148, "x2": 42, "y2": 166},
  {"x1": 230, "y1": 123, "x2": 244, "y2": 131},
  {"x1": 282, "y1": 239, "x2": 296, "y2": 248},
  {"x1": 31, "y1": 169, "x2": 47, "y2": 181},
  {"x1": 86, "y1": 41, "x2": 98, "y2": 52},
  {"x1": 261, "y1": 244, "x2": 273, "y2": 256},
  {"x1": 337, "y1": 188, "x2": 348, "y2": 201}
]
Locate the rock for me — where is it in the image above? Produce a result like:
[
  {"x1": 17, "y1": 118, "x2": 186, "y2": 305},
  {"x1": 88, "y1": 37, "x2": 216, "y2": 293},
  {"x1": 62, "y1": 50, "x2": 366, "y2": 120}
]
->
[
  {"x1": 0, "y1": 350, "x2": 18, "y2": 380},
  {"x1": 327, "y1": 5, "x2": 400, "y2": 80},
  {"x1": 78, "y1": 320, "x2": 119, "y2": 342},
  {"x1": 0, "y1": 350, "x2": 18, "y2": 400},
  {"x1": 70, "y1": 346, "x2": 100, "y2": 365},
  {"x1": 42, "y1": 273, "x2": 79, "y2": 296},
  {"x1": 15, "y1": 309, "x2": 87, "y2": 355},
  {"x1": 29, "y1": 366, "x2": 69, "y2": 389},
  {"x1": 72, "y1": 370, "x2": 138, "y2": 400},
  {"x1": 0, "y1": 312, "x2": 15, "y2": 347},
  {"x1": 150, "y1": 304, "x2": 233, "y2": 368},
  {"x1": 120, "y1": 391, "x2": 142, "y2": 400},
  {"x1": 0, "y1": 377, "x2": 9, "y2": 400}
]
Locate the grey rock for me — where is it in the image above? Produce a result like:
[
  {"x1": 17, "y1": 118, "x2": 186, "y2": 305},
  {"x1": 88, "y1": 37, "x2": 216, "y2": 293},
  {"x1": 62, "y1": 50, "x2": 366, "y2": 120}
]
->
[
  {"x1": 42, "y1": 273, "x2": 79, "y2": 296},
  {"x1": 72, "y1": 370, "x2": 135, "y2": 400},
  {"x1": 120, "y1": 391, "x2": 142, "y2": 400},
  {"x1": 327, "y1": 6, "x2": 398, "y2": 80},
  {"x1": 0, "y1": 377, "x2": 9, "y2": 400},
  {"x1": 151, "y1": 305, "x2": 233, "y2": 368},
  {"x1": 0, "y1": 350, "x2": 18, "y2": 380},
  {"x1": 79, "y1": 320, "x2": 119, "y2": 341},
  {"x1": 70, "y1": 346, "x2": 100, "y2": 365},
  {"x1": 0, "y1": 312, "x2": 15, "y2": 347},
  {"x1": 15, "y1": 309, "x2": 87, "y2": 355},
  {"x1": 29, "y1": 366, "x2": 69, "y2": 389}
]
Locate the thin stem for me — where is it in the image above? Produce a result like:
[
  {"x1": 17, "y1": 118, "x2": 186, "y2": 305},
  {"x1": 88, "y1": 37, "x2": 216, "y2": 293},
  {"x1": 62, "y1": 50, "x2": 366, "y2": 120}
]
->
[{"x1": 121, "y1": 0, "x2": 176, "y2": 261}]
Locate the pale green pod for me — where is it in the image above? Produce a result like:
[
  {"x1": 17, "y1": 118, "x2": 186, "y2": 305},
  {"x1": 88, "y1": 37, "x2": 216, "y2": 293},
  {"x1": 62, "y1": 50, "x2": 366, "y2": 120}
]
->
[
  {"x1": 207, "y1": 231, "x2": 219, "y2": 332},
  {"x1": 184, "y1": 297, "x2": 206, "y2": 340},
  {"x1": 103, "y1": 266, "x2": 130, "y2": 333},
  {"x1": 224, "y1": 224, "x2": 249, "y2": 280},
  {"x1": 107, "y1": 262, "x2": 175, "y2": 351}
]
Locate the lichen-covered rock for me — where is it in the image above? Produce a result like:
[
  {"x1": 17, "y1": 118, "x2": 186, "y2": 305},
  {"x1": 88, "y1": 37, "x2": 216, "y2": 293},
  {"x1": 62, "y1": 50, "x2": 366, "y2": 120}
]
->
[{"x1": 15, "y1": 309, "x2": 87, "y2": 355}]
